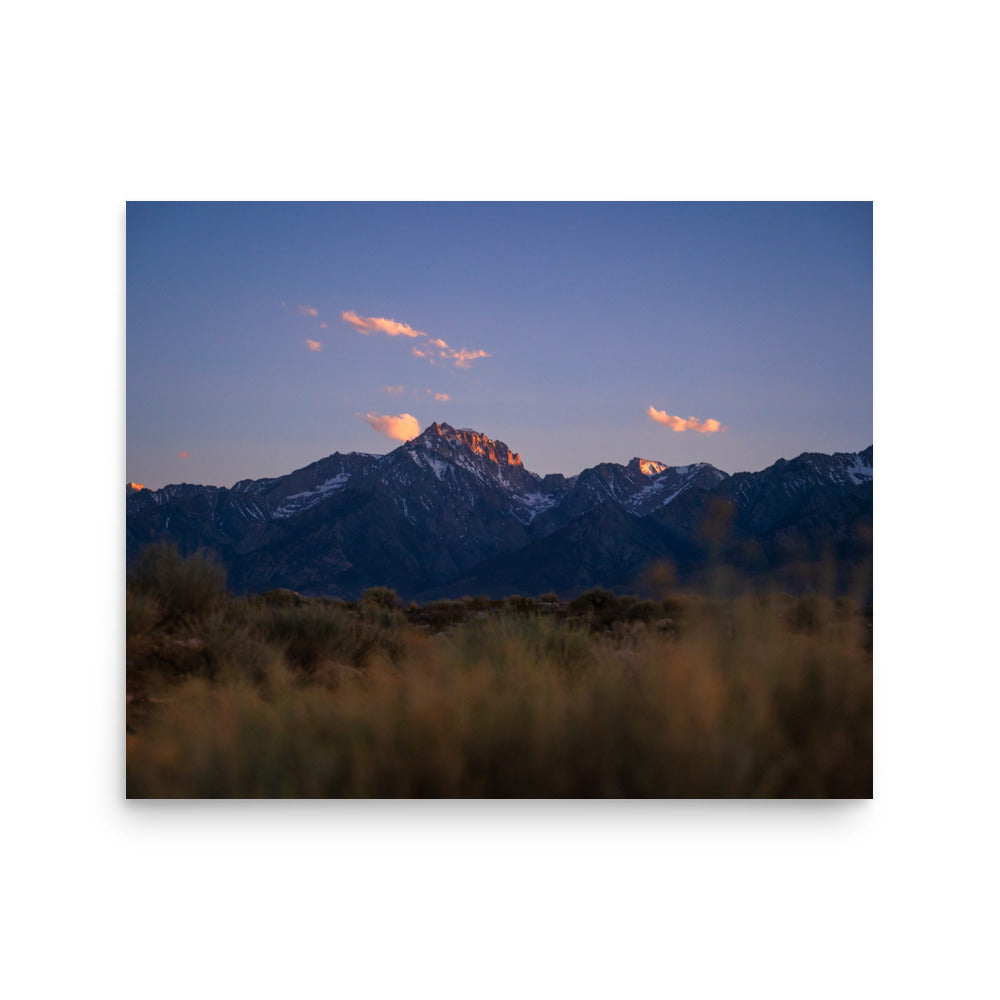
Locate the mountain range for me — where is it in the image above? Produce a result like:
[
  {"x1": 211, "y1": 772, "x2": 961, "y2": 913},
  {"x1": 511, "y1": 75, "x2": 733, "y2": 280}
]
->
[{"x1": 127, "y1": 422, "x2": 873, "y2": 600}]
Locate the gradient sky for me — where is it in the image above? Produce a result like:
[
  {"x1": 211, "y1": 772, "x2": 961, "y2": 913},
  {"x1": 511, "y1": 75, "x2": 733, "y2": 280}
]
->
[{"x1": 126, "y1": 202, "x2": 872, "y2": 490}]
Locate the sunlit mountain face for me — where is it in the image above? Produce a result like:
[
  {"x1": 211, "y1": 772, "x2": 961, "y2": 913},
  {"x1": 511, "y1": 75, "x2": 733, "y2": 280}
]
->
[
  {"x1": 127, "y1": 423, "x2": 872, "y2": 601},
  {"x1": 634, "y1": 459, "x2": 668, "y2": 477}
]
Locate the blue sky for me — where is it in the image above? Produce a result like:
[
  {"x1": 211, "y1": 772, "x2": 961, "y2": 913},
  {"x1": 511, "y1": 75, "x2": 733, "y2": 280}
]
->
[{"x1": 127, "y1": 202, "x2": 871, "y2": 489}]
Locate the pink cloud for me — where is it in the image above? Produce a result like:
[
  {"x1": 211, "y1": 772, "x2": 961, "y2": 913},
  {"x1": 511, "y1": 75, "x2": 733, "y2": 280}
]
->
[
  {"x1": 320, "y1": 322, "x2": 328, "y2": 329},
  {"x1": 428, "y1": 391, "x2": 450, "y2": 401},
  {"x1": 647, "y1": 406, "x2": 727, "y2": 433},
  {"x1": 305, "y1": 339, "x2": 322, "y2": 352},
  {"x1": 358, "y1": 411, "x2": 421, "y2": 442},
  {"x1": 342, "y1": 310, "x2": 490, "y2": 370},
  {"x1": 443, "y1": 347, "x2": 491, "y2": 369},
  {"x1": 342, "y1": 310, "x2": 425, "y2": 338},
  {"x1": 384, "y1": 385, "x2": 406, "y2": 395},
  {"x1": 178, "y1": 451, "x2": 190, "y2": 459},
  {"x1": 298, "y1": 305, "x2": 319, "y2": 317}
]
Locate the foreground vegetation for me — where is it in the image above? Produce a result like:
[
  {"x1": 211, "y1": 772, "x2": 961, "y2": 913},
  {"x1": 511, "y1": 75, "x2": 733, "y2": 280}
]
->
[{"x1": 126, "y1": 545, "x2": 872, "y2": 797}]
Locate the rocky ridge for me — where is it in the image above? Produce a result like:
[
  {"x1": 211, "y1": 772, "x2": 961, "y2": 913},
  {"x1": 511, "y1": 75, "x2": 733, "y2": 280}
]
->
[{"x1": 127, "y1": 422, "x2": 872, "y2": 599}]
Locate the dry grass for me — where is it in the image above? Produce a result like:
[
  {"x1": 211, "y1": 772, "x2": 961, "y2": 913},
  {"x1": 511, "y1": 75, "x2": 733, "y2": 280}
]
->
[{"x1": 126, "y1": 558, "x2": 872, "y2": 797}]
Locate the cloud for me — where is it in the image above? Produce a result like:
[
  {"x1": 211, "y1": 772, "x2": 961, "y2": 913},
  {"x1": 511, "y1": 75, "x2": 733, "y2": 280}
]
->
[
  {"x1": 384, "y1": 384, "x2": 406, "y2": 395},
  {"x1": 342, "y1": 310, "x2": 425, "y2": 338},
  {"x1": 304, "y1": 339, "x2": 322, "y2": 352},
  {"x1": 647, "y1": 406, "x2": 727, "y2": 433},
  {"x1": 443, "y1": 347, "x2": 491, "y2": 369},
  {"x1": 298, "y1": 305, "x2": 319, "y2": 317},
  {"x1": 178, "y1": 451, "x2": 190, "y2": 458},
  {"x1": 320, "y1": 322, "x2": 328, "y2": 329},
  {"x1": 343, "y1": 309, "x2": 491, "y2": 369},
  {"x1": 427, "y1": 390, "x2": 450, "y2": 401},
  {"x1": 358, "y1": 411, "x2": 421, "y2": 442}
]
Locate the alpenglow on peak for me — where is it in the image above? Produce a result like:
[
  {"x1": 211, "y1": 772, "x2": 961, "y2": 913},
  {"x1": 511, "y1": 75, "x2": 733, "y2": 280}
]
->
[
  {"x1": 414, "y1": 422, "x2": 524, "y2": 469},
  {"x1": 630, "y1": 458, "x2": 669, "y2": 477}
]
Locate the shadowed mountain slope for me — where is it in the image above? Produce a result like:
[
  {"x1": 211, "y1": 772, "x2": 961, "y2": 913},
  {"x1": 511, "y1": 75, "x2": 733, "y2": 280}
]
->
[{"x1": 127, "y1": 423, "x2": 872, "y2": 599}]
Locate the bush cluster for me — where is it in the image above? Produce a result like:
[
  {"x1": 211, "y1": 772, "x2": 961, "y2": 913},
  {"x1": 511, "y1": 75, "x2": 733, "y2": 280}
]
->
[
  {"x1": 129, "y1": 543, "x2": 226, "y2": 625},
  {"x1": 126, "y1": 545, "x2": 872, "y2": 797},
  {"x1": 566, "y1": 588, "x2": 678, "y2": 631}
]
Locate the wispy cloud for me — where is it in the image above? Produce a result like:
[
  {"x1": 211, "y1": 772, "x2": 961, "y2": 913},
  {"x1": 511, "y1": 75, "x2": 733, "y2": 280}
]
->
[
  {"x1": 427, "y1": 390, "x2": 450, "y2": 401},
  {"x1": 178, "y1": 451, "x2": 190, "y2": 458},
  {"x1": 384, "y1": 385, "x2": 406, "y2": 395},
  {"x1": 443, "y1": 347, "x2": 491, "y2": 369},
  {"x1": 358, "y1": 411, "x2": 421, "y2": 442},
  {"x1": 298, "y1": 305, "x2": 319, "y2": 317},
  {"x1": 647, "y1": 406, "x2": 726, "y2": 433},
  {"x1": 320, "y1": 322, "x2": 328, "y2": 329},
  {"x1": 342, "y1": 310, "x2": 425, "y2": 338},
  {"x1": 343, "y1": 309, "x2": 491, "y2": 369},
  {"x1": 305, "y1": 339, "x2": 322, "y2": 352}
]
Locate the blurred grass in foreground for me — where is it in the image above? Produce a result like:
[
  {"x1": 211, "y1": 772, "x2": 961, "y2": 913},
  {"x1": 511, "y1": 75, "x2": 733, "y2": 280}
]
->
[{"x1": 126, "y1": 554, "x2": 872, "y2": 798}]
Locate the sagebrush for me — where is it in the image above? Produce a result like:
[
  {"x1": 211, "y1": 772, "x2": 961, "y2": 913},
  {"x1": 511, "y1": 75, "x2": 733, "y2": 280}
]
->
[{"x1": 126, "y1": 550, "x2": 872, "y2": 797}]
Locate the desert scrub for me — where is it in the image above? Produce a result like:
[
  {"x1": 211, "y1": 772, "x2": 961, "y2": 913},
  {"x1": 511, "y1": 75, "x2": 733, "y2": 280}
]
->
[
  {"x1": 126, "y1": 585, "x2": 161, "y2": 639},
  {"x1": 195, "y1": 611, "x2": 291, "y2": 689},
  {"x1": 462, "y1": 594, "x2": 493, "y2": 611},
  {"x1": 409, "y1": 599, "x2": 470, "y2": 632},
  {"x1": 446, "y1": 613, "x2": 597, "y2": 682},
  {"x1": 500, "y1": 594, "x2": 540, "y2": 616},
  {"x1": 129, "y1": 543, "x2": 227, "y2": 625},
  {"x1": 127, "y1": 590, "x2": 872, "y2": 797},
  {"x1": 252, "y1": 602, "x2": 371, "y2": 671},
  {"x1": 567, "y1": 587, "x2": 622, "y2": 628},
  {"x1": 360, "y1": 586, "x2": 400, "y2": 610},
  {"x1": 626, "y1": 599, "x2": 662, "y2": 625}
]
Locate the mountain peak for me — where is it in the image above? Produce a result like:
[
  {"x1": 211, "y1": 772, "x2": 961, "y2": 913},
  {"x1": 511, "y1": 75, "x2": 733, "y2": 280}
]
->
[
  {"x1": 416, "y1": 422, "x2": 523, "y2": 468},
  {"x1": 128, "y1": 439, "x2": 872, "y2": 600},
  {"x1": 627, "y1": 458, "x2": 668, "y2": 477}
]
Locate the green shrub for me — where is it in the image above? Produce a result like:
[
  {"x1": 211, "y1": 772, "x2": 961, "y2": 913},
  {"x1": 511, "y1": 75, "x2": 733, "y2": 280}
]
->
[
  {"x1": 256, "y1": 588, "x2": 308, "y2": 609},
  {"x1": 626, "y1": 599, "x2": 662, "y2": 624},
  {"x1": 451, "y1": 614, "x2": 596, "y2": 682},
  {"x1": 360, "y1": 586, "x2": 399, "y2": 609},
  {"x1": 199, "y1": 612, "x2": 290, "y2": 687},
  {"x1": 254, "y1": 603, "x2": 368, "y2": 670},
  {"x1": 126, "y1": 585, "x2": 161, "y2": 639},
  {"x1": 567, "y1": 588, "x2": 623, "y2": 628},
  {"x1": 412, "y1": 600, "x2": 468, "y2": 631},
  {"x1": 130, "y1": 544, "x2": 227, "y2": 624},
  {"x1": 501, "y1": 594, "x2": 538, "y2": 615},
  {"x1": 359, "y1": 600, "x2": 406, "y2": 632},
  {"x1": 462, "y1": 594, "x2": 493, "y2": 611}
]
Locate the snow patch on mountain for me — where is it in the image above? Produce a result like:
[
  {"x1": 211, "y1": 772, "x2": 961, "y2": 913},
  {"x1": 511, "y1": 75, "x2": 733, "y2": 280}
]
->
[
  {"x1": 841, "y1": 453, "x2": 873, "y2": 485},
  {"x1": 512, "y1": 491, "x2": 562, "y2": 524},
  {"x1": 271, "y1": 472, "x2": 353, "y2": 518},
  {"x1": 425, "y1": 455, "x2": 450, "y2": 481}
]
